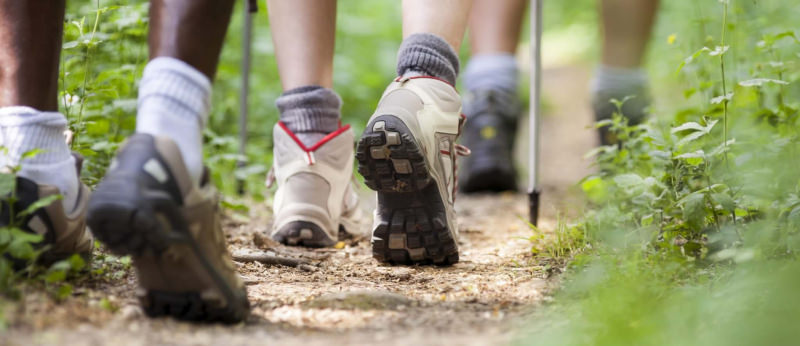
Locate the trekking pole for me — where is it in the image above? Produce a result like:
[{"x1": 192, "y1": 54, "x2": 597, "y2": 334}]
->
[
  {"x1": 528, "y1": 0, "x2": 543, "y2": 226},
  {"x1": 237, "y1": 0, "x2": 258, "y2": 195}
]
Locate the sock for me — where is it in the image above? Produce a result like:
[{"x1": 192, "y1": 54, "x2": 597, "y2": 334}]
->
[
  {"x1": 462, "y1": 53, "x2": 521, "y2": 120},
  {"x1": 276, "y1": 86, "x2": 341, "y2": 147},
  {"x1": 591, "y1": 65, "x2": 649, "y2": 97},
  {"x1": 463, "y1": 53, "x2": 519, "y2": 94},
  {"x1": 0, "y1": 107, "x2": 79, "y2": 212},
  {"x1": 397, "y1": 33, "x2": 460, "y2": 85},
  {"x1": 136, "y1": 57, "x2": 211, "y2": 185}
]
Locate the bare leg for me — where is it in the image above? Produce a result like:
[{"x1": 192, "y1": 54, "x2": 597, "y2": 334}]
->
[
  {"x1": 88, "y1": 0, "x2": 250, "y2": 324},
  {"x1": 600, "y1": 0, "x2": 659, "y2": 68},
  {"x1": 402, "y1": 0, "x2": 473, "y2": 52},
  {"x1": 267, "y1": 0, "x2": 337, "y2": 90},
  {"x1": 0, "y1": 1, "x2": 65, "y2": 111},
  {"x1": 264, "y1": 0, "x2": 357, "y2": 248},
  {"x1": 148, "y1": 0, "x2": 235, "y2": 79},
  {"x1": 0, "y1": 1, "x2": 86, "y2": 212},
  {"x1": 468, "y1": 0, "x2": 526, "y2": 55}
]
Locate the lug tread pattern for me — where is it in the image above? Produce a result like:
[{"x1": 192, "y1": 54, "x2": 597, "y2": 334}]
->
[
  {"x1": 88, "y1": 174, "x2": 249, "y2": 323},
  {"x1": 356, "y1": 116, "x2": 430, "y2": 193},
  {"x1": 357, "y1": 115, "x2": 459, "y2": 265}
]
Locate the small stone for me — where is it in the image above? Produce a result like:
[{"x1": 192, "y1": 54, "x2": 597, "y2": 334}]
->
[{"x1": 118, "y1": 305, "x2": 143, "y2": 321}]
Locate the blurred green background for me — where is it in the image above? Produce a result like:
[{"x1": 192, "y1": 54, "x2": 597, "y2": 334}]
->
[{"x1": 61, "y1": 0, "x2": 798, "y2": 197}]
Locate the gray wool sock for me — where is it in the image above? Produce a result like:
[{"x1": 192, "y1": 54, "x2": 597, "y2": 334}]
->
[
  {"x1": 397, "y1": 33, "x2": 460, "y2": 85},
  {"x1": 464, "y1": 53, "x2": 519, "y2": 94},
  {"x1": 591, "y1": 65, "x2": 649, "y2": 98},
  {"x1": 276, "y1": 86, "x2": 342, "y2": 147}
]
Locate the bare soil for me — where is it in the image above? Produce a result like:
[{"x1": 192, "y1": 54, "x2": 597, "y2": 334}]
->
[{"x1": 1, "y1": 66, "x2": 595, "y2": 346}]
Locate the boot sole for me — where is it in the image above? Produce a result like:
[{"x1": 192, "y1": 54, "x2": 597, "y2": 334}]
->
[
  {"x1": 272, "y1": 221, "x2": 336, "y2": 248},
  {"x1": 87, "y1": 174, "x2": 249, "y2": 323},
  {"x1": 356, "y1": 115, "x2": 459, "y2": 265}
]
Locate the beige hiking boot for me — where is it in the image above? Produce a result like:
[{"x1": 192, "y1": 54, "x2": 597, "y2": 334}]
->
[
  {"x1": 3, "y1": 155, "x2": 93, "y2": 269},
  {"x1": 268, "y1": 123, "x2": 363, "y2": 247},
  {"x1": 356, "y1": 76, "x2": 469, "y2": 265},
  {"x1": 87, "y1": 133, "x2": 249, "y2": 323}
]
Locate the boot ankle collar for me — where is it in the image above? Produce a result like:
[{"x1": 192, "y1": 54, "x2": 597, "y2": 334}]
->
[{"x1": 277, "y1": 121, "x2": 351, "y2": 154}]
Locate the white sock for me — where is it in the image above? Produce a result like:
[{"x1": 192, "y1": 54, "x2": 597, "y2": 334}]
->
[
  {"x1": 0, "y1": 107, "x2": 79, "y2": 212},
  {"x1": 136, "y1": 57, "x2": 211, "y2": 185}
]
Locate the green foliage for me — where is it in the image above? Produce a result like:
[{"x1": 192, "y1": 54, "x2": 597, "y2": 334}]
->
[
  {"x1": 527, "y1": 215, "x2": 588, "y2": 265},
  {"x1": 61, "y1": 1, "x2": 148, "y2": 186},
  {"x1": 0, "y1": 158, "x2": 49, "y2": 297},
  {"x1": 521, "y1": 0, "x2": 800, "y2": 344}
]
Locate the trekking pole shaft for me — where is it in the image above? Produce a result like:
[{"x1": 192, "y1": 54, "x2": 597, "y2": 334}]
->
[
  {"x1": 237, "y1": 0, "x2": 254, "y2": 194},
  {"x1": 528, "y1": 0, "x2": 543, "y2": 225}
]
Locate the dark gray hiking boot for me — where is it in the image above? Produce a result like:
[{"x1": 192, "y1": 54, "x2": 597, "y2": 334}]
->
[
  {"x1": 2, "y1": 155, "x2": 93, "y2": 269},
  {"x1": 459, "y1": 89, "x2": 520, "y2": 193},
  {"x1": 592, "y1": 90, "x2": 651, "y2": 146},
  {"x1": 87, "y1": 133, "x2": 249, "y2": 323}
]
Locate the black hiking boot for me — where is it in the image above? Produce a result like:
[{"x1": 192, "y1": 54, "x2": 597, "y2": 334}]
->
[{"x1": 459, "y1": 89, "x2": 520, "y2": 193}]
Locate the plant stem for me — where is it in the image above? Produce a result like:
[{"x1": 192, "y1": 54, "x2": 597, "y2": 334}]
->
[
  {"x1": 73, "y1": 1, "x2": 102, "y2": 150},
  {"x1": 719, "y1": 0, "x2": 730, "y2": 166}
]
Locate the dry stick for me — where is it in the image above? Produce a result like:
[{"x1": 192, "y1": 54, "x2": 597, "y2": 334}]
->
[{"x1": 232, "y1": 252, "x2": 310, "y2": 268}]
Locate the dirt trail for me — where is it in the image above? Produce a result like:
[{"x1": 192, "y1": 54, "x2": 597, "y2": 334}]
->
[{"x1": 3, "y1": 66, "x2": 596, "y2": 346}]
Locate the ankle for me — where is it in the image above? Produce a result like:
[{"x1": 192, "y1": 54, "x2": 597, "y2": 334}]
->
[
  {"x1": 591, "y1": 64, "x2": 649, "y2": 97},
  {"x1": 397, "y1": 33, "x2": 460, "y2": 85},
  {"x1": 0, "y1": 107, "x2": 79, "y2": 211},
  {"x1": 464, "y1": 53, "x2": 518, "y2": 95},
  {"x1": 136, "y1": 57, "x2": 211, "y2": 185},
  {"x1": 276, "y1": 86, "x2": 341, "y2": 147}
]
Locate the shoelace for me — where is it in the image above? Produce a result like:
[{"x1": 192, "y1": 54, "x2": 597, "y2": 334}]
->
[
  {"x1": 454, "y1": 144, "x2": 471, "y2": 157},
  {"x1": 64, "y1": 129, "x2": 74, "y2": 146}
]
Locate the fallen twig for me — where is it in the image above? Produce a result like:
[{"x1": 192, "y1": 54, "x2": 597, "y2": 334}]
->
[{"x1": 233, "y1": 251, "x2": 311, "y2": 268}]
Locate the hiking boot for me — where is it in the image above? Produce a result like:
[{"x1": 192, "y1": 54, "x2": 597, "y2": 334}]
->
[
  {"x1": 592, "y1": 90, "x2": 651, "y2": 146},
  {"x1": 2, "y1": 155, "x2": 93, "y2": 269},
  {"x1": 356, "y1": 76, "x2": 468, "y2": 265},
  {"x1": 269, "y1": 123, "x2": 363, "y2": 247},
  {"x1": 459, "y1": 89, "x2": 520, "y2": 193},
  {"x1": 87, "y1": 134, "x2": 249, "y2": 323}
]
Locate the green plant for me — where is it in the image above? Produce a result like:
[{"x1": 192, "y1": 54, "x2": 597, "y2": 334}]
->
[
  {"x1": 519, "y1": 0, "x2": 800, "y2": 344},
  {"x1": 0, "y1": 150, "x2": 88, "y2": 300},
  {"x1": 527, "y1": 215, "x2": 588, "y2": 265}
]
